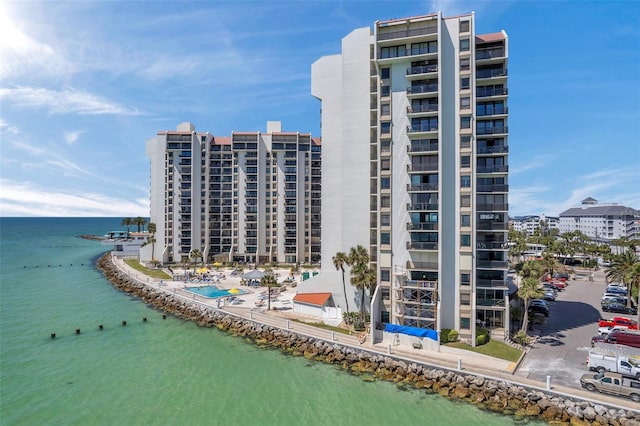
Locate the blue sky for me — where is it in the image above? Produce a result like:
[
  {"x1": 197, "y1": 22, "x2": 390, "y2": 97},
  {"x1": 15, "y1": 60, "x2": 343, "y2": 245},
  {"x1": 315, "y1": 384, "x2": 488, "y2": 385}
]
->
[{"x1": 0, "y1": 0, "x2": 638, "y2": 217}]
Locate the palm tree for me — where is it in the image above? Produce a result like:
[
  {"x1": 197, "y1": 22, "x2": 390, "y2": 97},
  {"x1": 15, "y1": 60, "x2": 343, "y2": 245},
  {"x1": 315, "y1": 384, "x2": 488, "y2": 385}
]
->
[
  {"x1": 134, "y1": 216, "x2": 147, "y2": 232},
  {"x1": 348, "y1": 245, "x2": 370, "y2": 321},
  {"x1": 121, "y1": 217, "x2": 133, "y2": 236},
  {"x1": 190, "y1": 249, "x2": 203, "y2": 272},
  {"x1": 606, "y1": 251, "x2": 639, "y2": 308},
  {"x1": 518, "y1": 277, "x2": 545, "y2": 334},
  {"x1": 539, "y1": 253, "x2": 561, "y2": 280},
  {"x1": 332, "y1": 252, "x2": 350, "y2": 314},
  {"x1": 148, "y1": 222, "x2": 157, "y2": 264},
  {"x1": 260, "y1": 274, "x2": 280, "y2": 311}
]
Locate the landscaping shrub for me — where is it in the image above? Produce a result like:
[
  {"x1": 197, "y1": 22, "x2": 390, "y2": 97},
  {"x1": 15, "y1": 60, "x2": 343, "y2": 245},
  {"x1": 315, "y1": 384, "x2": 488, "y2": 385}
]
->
[
  {"x1": 475, "y1": 326, "x2": 490, "y2": 346},
  {"x1": 440, "y1": 328, "x2": 459, "y2": 344}
]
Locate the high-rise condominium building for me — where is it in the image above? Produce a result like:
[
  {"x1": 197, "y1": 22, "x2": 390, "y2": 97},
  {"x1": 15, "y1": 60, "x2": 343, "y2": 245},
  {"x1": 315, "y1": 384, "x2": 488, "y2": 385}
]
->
[
  {"x1": 144, "y1": 121, "x2": 321, "y2": 265},
  {"x1": 559, "y1": 197, "x2": 640, "y2": 242},
  {"x1": 306, "y1": 12, "x2": 509, "y2": 342}
]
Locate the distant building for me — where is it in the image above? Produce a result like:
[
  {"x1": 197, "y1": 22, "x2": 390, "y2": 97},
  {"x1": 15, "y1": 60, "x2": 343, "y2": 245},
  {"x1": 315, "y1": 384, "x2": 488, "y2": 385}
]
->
[
  {"x1": 510, "y1": 214, "x2": 559, "y2": 235},
  {"x1": 144, "y1": 121, "x2": 321, "y2": 265},
  {"x1": 559, "y1": 197, "x2": 640, "y2": 241}
]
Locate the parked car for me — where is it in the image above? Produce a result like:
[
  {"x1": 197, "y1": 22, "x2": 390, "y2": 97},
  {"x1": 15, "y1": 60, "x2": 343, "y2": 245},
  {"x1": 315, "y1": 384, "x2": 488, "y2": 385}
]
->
[
  {"x1": 607, "y1": 285, "x2": 628, "y2": 295},
  {"x1": 551, "y1": 281, "x2": 566, "y2": 290},
  {"x1": 602, "y1": 295, "x2": 628, "y2": 306},
  {"x1": 580, "y1": 372, "x2": 640, "y2": 402},
  {"x1": 543, "y1": 289, "x2": 556, "y2": 301},
  {"x1": 598, "y1": 317, "x2": 638, "y2": 329},
  {"x1": 603, "y1": 303, "x2": 638, "y2": 315},
  {"x1": 587, "y1": 350, "x2": 640, "y2": 379},
  {"x1": 553, "y1": 272, "x2": 569, "y2": 281},
  {"x1": 528, "y1": 303, "x2": 549, "y2": 317}
]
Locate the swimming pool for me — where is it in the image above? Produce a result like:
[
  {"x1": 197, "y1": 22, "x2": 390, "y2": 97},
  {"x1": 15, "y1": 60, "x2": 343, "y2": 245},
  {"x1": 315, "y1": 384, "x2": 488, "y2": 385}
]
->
[{"x1": 185, "y1": 286, "x2": 247, "y2": 299}]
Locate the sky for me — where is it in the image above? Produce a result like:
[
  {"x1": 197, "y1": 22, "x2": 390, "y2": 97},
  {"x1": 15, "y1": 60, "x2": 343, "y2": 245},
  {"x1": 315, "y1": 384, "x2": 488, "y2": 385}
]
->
[{"x1": 0, "y1": 0, "x2": 638, "y2": 217}]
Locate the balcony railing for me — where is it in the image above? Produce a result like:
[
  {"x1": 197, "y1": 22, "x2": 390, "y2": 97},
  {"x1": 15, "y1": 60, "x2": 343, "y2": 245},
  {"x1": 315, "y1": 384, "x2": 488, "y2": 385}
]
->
[
  {"x1": 404, "y1": 280, "x2": 437, "y2": 289},
  {"x1": 407, "y1": 125, "x2": 438, "y2": 134},
  {"x1": 475, "y1": 48, "x2": 505, "y2": 60},
  {"x1": 477, "y1": 203, "x2": 508, "y2": 212},
  {"x1": 407, "y1": 64, "x2": 438, "y2": 75},
  {"x1": 476, "y1": 260, "x2": 509, "y2": 268},
  {"x1": 407, "y1": 84, "x2": 438, "y2": 94},
  {"x1": 476, "y1": 87, "x2": 508, "y2": 97},
  {"x1": 476, "y1": 165, "x2": 509, "y2": 173},
  {"x1": 407, "y1": 183, "x2": 439, "y2": 191},
  {"x1": 407, "y1": 163, "x2": 438, "y2": 172},
  {"x1": 406, "y1": 261, "x2": 439, "y2": 270},
  {"x1": 477, "y1": 107, "x2": 508, "y2": 116},
  {"x1": 407, "y1": 143, "x2": 438, "y2": 153},
  {"x1": 476, "y1": 241, "x2": 509, "y2": 250},
  {"x1": 407, "y1": 104, "x2": 438, "y2": 113},
  {"x1": 407, "y1": 203, "x2": 439, "y2": 211},
  {"x1": 476, "y1": 126, "x2": 508, "y2": 135},
  {"x1": 476, "y1": 68, "x2": 508, "y2": 78},
  {"x1": 476, "y1": 184, "x2": 509, "y2": 193},
  {"x1": 477, "y1": 221, "x2": 508, "y2": 231},
  {"x1": 377, "y1": 25, "x2": 437, "y2": 41},
  {"x1": 476, "y1": 279, "x2": 507, "y2": 288},
  {"x1": 477, "y1": 146, "x2": 508, "y2": 154},
  {"x1": 476, "y1": 298, "x2": 506, "y2": 307},
  {"x1": 406, "y1": 241, "x2": 438, "y2": 250},
  {"x1": 406, "y1": 222, "x2": 438, "y2": 231}
]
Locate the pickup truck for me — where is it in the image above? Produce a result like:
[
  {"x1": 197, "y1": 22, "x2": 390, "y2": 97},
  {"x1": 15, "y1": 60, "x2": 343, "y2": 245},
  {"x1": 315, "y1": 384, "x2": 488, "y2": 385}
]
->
[
  {"x1": 587, "y1": 350, "x2": 640, "y2": 379},
  {"x1": 597, "y1": 325, "x2": 631, "y2": 337},
  {"x1": 598, "y1": 317, "x2": 638, "y2": 330},
  {"x1": 580, "y1": 372, "x2": 640, "y2": 402}
]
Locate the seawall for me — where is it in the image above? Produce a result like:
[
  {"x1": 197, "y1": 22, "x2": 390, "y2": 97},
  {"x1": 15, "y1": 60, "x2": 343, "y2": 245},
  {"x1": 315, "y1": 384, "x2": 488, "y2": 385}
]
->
[{"x1": 96, "y1": 253, "x2": 640, "y2": 425}]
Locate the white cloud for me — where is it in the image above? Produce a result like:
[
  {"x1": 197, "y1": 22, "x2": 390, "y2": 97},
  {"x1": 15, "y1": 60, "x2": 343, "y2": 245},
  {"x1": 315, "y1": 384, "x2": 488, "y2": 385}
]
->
[
  {"x1": 510, "y1": 154, "x2": 557, "y2": 175},
  {"x1": 0, "y1": 87, "x2": 143, "y2": 115},
  {"x1": 0, "y1": 179, "x2": 149, "y2": 217},
  {"x1": 64, "y1": 130, "x2": 83, "y2": 145},
  {"x1": 0, "y1": 119, "x2": 19, "y2": 136}
]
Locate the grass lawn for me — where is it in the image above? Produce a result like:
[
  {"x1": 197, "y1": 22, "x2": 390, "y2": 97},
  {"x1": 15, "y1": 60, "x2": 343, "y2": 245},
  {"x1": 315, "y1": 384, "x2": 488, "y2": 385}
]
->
[
  {"x1": 289, "y1": 318, "x2": 352, "y2": 335},
  {"x1": 125, "y1": 259, "x2": 172, "y2": 280},
  {"x1": 446, "y1": 339, "x2": 522, "y2": 363}
]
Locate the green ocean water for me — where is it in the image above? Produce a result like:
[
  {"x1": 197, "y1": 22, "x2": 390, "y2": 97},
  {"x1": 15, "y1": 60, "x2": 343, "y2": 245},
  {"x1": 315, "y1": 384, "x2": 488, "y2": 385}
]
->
[{"x1": 0, "y1": 218, "x2": 543, "y2": 425}]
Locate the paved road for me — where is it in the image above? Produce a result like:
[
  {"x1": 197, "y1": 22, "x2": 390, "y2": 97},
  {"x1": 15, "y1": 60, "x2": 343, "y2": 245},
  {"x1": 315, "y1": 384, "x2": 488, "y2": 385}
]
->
[{"x1": 516, "y1": 270, "x2": 611, "y2": 389}]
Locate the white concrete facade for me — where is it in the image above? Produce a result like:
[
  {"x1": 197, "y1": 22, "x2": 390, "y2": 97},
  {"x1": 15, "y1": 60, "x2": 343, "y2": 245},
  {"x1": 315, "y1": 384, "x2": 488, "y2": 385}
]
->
[{"x1": 559, "y1": 198, "x2": 639, "y2": 241}]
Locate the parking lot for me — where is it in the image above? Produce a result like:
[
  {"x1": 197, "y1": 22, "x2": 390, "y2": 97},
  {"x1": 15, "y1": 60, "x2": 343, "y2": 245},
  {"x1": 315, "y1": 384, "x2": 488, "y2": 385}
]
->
[{"x1": 515, "y1": 269, "x2": 617, "y2": 389}]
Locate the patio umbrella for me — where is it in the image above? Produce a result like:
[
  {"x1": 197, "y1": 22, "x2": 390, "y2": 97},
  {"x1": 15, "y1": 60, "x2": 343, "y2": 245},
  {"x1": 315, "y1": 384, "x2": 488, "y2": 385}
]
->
[
  {"x1": 197, "y1": 267, "x2": 209, "y2": 274},
  {"x1": 229, "y1": 288, "x2": 240, "y2": 294},
  {"x1": 242, "y1": 270, "x2": 265, "y2": 280},
  {"x1": 212, "y1": 262, "x2": 222, "y2": 268}
]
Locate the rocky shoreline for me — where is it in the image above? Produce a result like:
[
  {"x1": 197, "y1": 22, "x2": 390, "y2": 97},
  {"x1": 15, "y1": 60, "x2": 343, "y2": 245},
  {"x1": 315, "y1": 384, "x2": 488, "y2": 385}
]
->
[{"x1": 96, "y1": 253, "x2": 640, "y2": 425}]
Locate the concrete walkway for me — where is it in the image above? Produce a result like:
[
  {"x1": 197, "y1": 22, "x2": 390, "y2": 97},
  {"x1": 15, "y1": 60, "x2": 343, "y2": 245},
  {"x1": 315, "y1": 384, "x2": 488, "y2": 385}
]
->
[{"x1": 110, "y1": 256, "x2": 640, "y2": 413}]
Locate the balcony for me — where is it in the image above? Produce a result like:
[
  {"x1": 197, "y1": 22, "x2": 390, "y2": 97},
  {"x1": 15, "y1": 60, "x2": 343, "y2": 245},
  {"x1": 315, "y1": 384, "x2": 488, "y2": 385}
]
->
[
  {"x1": 476, "y1": 260, "x2": 509, "y2": 268},
  {"x1": 377, "y1": 25, "x2": 437, "y2": 42},
  {"x1": 407, "y1": 183, "x2": 438, "y2": 191},
  {"x1": 477, "y1": 203, "x2": 508, "y2": 212},
  {"x1": 476, "y1": 68, "x2": 508, "y2": 79},
  {"x1": 406, "y1": 84, "x2": 438, "y2": 95},
  {"x1": 406, "y1": 241, "x2": 438, "y2": 250},
  {"x1": 477, "y1": 107, "x2": 508, "y2": 117},
  {"x1": 475, "y1": 48, "x2": 505, "y2": 60},
  {"x1": 406, "y1": 222, "x2": 438, "y2": 231},
  {"x1": 407, "y1": 104, "x2": 438, "y2": 114},
  {"x1": 407, "y1": 203, "x2": 439, "y2": 211},
  {"x1": 476, "y1": 126, "x2": 508, "y2": 135},
  {"x1": 476, "y1": 241, "x2": 509, "y2": 250},
  {"x1": 477, "y1": 221, "x2": 508, "y2": 231},
  {"x1": 476, "y1": 279, "x2": 507, "y2": 288},
  {"x1": 407, "y1": 163, "x2": 438, "y2": 172},
  {"x1": 477, "y1": 145, "x2": 508, "y2": 154},
  {"x1": 404, "y1": 280, "x2": 437, "y2": 290},
  {"x1": 406, "y1": 261, "x2": 439, "y2": 270},
  {"x1": 407, "y1": 142, "x2": 438, "y2": 153},
  {"x1": 476, "y1": 184, "x2": 509, "y2": 193},
  {"x1": 476, "y1": 87, "x2": 508, "y2": 98},
  {"x1": 476, "y1": 298, "x2": 506, "y2": 307},
  {"x1": 476, "y1": 165, "x2": 508, "y2": 173},
  {"x1": 406, "y1": 64, "x2": 438, "y2": 76}
]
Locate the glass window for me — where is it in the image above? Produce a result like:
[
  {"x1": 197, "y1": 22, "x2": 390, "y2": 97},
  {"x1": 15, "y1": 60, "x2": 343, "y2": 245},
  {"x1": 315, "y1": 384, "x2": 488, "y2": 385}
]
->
[
  {"x1": 460, "y1": 58, "x2": 470, "y2": 71},
  {"x1": 381, "y1": 103, "x2": 390, "y2": 115},
  {"x1": 461, "y1": 155, "x2": 471, "y2": 167},
  {"x1": 381, "y1": 159, "x2": 390, "y2": 171},
  {"x1": 381, "y1": 214, "x2": 390, "y2": 226},
  {"x1": 460, "y1": 135, "x2": 471, "y2": 149},
  {"x1": 460, "y1": 20, "x2": 470, "y2": 33},
  {"x1": 382, "y1": 288, "x2": 390, "y2": 301},
  {"x1": 461, "y1": 175, "x2": 471, "y2": 187},
  {"x1": 460, "y1": 116, "x2": 471, "y2": 129},
  {"x1": 381, "y1": 232, "x2": 390, "y2": 245},
  {"x1": 461, "y1": 293, "x2": 471, "y2": 306},
  {"x1": 381, "y1": 196, "x2": 391, "y2": 208},
  {"x1": 380, "y1": 177, "x2": 390, "y2": 189},
  {"x1": 461, "y1": 273, "x2": 471, "y2": 285},
  {"x1": 461, "y1": 77, "x2": 470, "y2": 89},
  {"x1": 381, "y1": 122, "x2": 391, "y2": 134},
  {"x1": 460, "y1": 97, "x2": 470, "y2": 110},
  {"x1": 460, "y1": 39, "x2": 470, "y2": 52},
  {"x1": 461, "y1": 194, "x2": 471, "y2": 207},
  {"x1": 461, "y1": 234, "x2": 471, "y2": 247},
  {"x1": 461, "y1": 214, "x2": 471, "y2": 227},
  {"x1": 460, "y1": 317, "x2": 471, "y2": 329},
  {"x1": 380, "y1": 67, "x2": 390, "y2": 79}
]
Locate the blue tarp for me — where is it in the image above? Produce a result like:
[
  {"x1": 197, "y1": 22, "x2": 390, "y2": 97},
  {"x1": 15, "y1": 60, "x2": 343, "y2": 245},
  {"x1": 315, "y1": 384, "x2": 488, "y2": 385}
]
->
[{"x1": 384, "y1": 324, "x2": 438, "y2": 341}]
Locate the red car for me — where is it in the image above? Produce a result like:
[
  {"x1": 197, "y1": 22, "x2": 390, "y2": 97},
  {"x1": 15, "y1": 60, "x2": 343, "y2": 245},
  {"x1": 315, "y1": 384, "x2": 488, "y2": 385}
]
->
[{"x1": 551, "y1": 281, "x2": 566, "y2": 290}]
